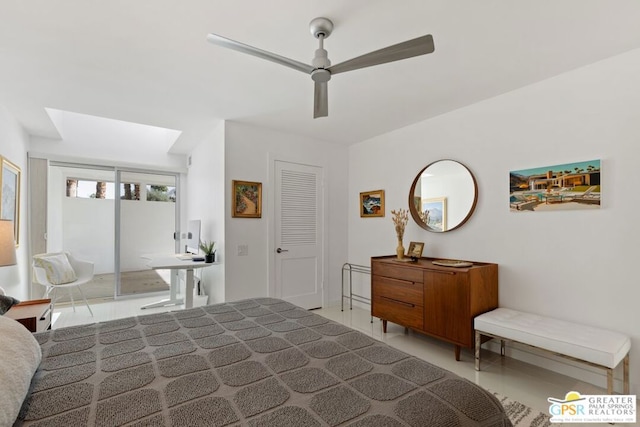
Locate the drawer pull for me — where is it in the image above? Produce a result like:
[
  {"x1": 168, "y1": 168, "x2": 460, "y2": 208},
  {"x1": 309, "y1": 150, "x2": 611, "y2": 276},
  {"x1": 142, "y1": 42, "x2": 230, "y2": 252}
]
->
[
  {"x1": 382, "y1": 277, "x2": 419, "y2": 286},
  {"x1": 426, "y1": 270, "x2": 456, "y2": 275},
  {"x1": 381, "y1": 296, "x2": 415, "y2": 308}
]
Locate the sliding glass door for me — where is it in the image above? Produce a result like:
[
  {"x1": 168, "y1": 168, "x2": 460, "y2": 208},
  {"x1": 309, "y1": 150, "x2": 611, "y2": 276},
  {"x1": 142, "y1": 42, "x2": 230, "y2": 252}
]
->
[
  {"x1": 40, "y1": 162, "x2": 180, "y2": 301},
  {"x1": 116, "y1": 170, "x2": 179, "y2": 297},
  {"x1": 46, "y1": 164, "x2": 116, "y2": 301}
]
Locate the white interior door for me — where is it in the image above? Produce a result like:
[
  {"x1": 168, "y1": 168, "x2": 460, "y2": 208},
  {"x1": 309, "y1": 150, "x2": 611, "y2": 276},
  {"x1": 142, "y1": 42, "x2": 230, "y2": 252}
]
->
[{"x1": 274, "y1": 160, "x2": 324, "y2": 309}]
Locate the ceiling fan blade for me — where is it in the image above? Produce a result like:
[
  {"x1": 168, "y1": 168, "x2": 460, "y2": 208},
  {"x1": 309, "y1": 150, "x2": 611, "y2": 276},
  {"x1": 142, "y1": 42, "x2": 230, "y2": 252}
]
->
[
  {"x1": 328, "y1": 34, "x2": 434, "y2": 75},
  {"x1": 314, "y1": 81, "x2": 328, "y2": 118},
  {"x1": 207, "y1": 33, "x2": 315, "y2": 74}
]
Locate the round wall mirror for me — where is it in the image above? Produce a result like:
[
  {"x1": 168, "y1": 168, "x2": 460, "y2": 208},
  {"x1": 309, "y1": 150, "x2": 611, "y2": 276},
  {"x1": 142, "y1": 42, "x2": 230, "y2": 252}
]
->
[{"x1": 408, "y1": 159, "x2": 478, "y2": 232}]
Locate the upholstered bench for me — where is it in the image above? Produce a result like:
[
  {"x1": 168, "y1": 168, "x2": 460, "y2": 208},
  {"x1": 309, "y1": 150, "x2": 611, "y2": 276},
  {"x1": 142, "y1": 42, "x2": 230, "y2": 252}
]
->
[{"x1": 474, "y1": 308, "x2": 630, "y2": 394}]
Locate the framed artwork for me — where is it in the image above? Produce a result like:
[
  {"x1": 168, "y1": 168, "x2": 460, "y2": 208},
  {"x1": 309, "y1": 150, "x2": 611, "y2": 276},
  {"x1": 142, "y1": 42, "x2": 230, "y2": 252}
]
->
[
  {"x1": 407, "y1": 241, "x2": 424, "y2": 259},
  {"x1": 422, "y1": 197, "x2": 447, "y2": 232},
  {"x1": 360, "y1": 190, "x2": 385, "y2": 217},
  {"x1": 0, "y1": 156, "x2": 20, "y2": 246},
  {"x1": 509, "y1": 159, "x2": 601, "y2": 212},
  {"x1": 232, "y1": 180, "x2": 262, "y2": 218}
]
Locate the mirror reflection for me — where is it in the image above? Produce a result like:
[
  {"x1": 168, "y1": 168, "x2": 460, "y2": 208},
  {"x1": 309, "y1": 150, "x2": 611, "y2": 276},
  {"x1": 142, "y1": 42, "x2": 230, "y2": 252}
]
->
[{"x1": 409, "y1": 159, "x2": 478, "y2": 232}]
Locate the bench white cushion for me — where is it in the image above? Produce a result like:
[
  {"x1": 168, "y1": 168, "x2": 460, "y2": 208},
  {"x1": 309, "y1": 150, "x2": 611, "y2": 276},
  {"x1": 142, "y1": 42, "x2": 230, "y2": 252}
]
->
[{"x1": 475, "y1": 308, "x2": 630, "y2": 369}]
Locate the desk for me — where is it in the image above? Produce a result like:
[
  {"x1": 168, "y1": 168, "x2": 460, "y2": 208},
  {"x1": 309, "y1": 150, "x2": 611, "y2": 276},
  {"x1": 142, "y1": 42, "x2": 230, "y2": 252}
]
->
[{"x1": 141, "y1": 255, "x2": 216, "y2": 309}]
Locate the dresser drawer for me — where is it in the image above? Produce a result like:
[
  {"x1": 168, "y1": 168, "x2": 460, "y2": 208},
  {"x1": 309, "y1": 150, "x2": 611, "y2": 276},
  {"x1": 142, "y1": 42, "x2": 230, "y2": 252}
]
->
[
  {"x1": 372, "y1": 263, "x2": 423, "y2": 283},
  {"x1": 373, "y1": 276, "x2": 423, "y2": 306},
  {"x1": 372, "y1": 296, "x2": 423, "y2": 330}
]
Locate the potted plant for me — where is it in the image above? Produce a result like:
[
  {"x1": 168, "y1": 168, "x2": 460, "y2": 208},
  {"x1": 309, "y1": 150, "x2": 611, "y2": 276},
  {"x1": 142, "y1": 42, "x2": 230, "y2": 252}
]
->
[{"x1": 199, "y1": 240, "x2": 216, "y2": 263}]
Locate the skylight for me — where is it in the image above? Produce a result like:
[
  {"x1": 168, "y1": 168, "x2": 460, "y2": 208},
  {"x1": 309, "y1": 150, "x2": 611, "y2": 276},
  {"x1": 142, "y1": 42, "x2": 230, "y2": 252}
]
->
[{"x1": 45, "y1": 108, "x2": 182, "y2": 153}]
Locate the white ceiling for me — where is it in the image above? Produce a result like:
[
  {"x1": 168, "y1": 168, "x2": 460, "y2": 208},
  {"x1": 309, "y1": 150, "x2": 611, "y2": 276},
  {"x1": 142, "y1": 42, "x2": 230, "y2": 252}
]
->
[{"x1": 2, "y1": 1, "x2": 640, "y2": 153}]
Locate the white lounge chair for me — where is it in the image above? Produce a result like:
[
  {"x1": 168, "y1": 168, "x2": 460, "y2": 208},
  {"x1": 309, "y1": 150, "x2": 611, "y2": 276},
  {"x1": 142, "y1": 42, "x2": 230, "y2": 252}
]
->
[
  {"x1": 33, "y1": 252, "x2": 94, "y2": 316},
  {"x1": 572, "y1": 186, "x2": 600, "y2": 203}
]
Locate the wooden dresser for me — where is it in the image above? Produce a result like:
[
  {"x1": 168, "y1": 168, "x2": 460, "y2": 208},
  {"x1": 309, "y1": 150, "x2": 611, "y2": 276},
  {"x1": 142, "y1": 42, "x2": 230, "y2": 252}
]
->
[{"x1": 371, "y1": 255, "x2": 498, "y2": 360}]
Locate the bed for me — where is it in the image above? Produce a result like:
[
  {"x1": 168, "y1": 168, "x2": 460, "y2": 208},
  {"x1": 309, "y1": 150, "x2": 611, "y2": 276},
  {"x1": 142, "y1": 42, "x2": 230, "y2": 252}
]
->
[{"x1": 6, "y1": 298, "x2": 512, "y2": 426}]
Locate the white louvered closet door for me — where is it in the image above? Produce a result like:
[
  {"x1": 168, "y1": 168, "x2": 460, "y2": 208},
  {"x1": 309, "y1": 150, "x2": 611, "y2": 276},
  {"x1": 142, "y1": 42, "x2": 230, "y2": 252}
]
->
[{"x1": 274, "y1": 161, "x2": 324, "y2": 309}]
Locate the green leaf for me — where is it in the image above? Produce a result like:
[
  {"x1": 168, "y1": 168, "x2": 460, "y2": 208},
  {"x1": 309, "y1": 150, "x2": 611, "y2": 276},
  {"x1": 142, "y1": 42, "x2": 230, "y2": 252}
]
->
[{"x1": 199, "y1": 240, "x2": 216, "y2": 255}]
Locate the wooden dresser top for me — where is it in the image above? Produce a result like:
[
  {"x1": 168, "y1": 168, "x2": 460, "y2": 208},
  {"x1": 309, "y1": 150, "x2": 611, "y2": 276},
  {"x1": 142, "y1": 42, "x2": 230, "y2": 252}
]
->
[{"x1": 371, "y1": 255, "x2": 496, "y2": 271}]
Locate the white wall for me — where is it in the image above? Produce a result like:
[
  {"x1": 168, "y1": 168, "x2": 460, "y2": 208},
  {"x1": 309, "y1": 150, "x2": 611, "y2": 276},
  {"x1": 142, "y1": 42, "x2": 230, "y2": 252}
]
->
[
  {"x1": 185, "y1": 122, "x2": 226, "y2": 303},
  {"x1": 224, "y1": 122, "x2": 349, "y2": 305},
  {"x1": 0, "y1": 106, "x2": 29, "y2": 299},
  {"x1": 348, "y1": 49, "x2": 640, "y2": 393}
]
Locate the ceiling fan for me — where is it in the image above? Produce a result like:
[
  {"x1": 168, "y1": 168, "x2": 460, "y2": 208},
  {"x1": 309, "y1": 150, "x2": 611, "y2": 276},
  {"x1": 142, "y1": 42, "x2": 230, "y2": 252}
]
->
[{"x1": 207, "y1": 17, "x2": 435, "y2": 118}]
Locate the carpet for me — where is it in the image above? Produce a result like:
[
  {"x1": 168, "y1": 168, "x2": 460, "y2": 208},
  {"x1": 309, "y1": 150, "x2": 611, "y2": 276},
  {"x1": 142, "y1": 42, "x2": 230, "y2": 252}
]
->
[
  {"x1": 494, "y1": 392, "x2": 552, "y2": 427},
  {"x1": 53, "y1": 270, "x2": 170, "y2": 303}
]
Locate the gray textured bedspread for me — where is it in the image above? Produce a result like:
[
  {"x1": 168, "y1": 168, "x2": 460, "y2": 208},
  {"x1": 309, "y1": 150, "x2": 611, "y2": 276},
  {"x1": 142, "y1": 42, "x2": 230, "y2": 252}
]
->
[{"x1": 17, "y1": 298, "x2": 512, "y2": 426}]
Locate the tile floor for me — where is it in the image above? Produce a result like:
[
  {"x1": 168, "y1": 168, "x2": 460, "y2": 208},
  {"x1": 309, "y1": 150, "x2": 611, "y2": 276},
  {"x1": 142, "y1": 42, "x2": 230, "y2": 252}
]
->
[{"x1": 52, "y1": 296, "x2": 620, "y2": 426}]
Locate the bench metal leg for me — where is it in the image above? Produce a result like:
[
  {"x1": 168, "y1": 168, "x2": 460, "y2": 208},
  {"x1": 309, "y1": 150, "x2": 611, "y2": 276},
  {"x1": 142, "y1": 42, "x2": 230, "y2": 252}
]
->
[
  {"x1": 608, "y1": 353, "x2": 630, "y2": 395},
  {"x1": 474, "y1": 330, "x2": 630, "y2": 397},
  {"x1": 623, "y1": 353, "x2": 630, "y2": 394},
  {"x1": 475, "y1": 330, "x2": 481, "y2": 371}
]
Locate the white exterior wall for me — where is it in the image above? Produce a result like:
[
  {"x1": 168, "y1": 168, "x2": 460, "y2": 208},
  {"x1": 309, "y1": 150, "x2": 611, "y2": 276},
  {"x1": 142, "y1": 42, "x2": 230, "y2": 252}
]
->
[{"x1": 348, "y1": 49, "x2": 640, "y2": 393}]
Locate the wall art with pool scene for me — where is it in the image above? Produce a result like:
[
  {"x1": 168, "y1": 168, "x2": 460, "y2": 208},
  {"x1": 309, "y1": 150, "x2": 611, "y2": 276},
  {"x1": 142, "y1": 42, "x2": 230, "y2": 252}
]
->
[{"x1": 510, "y1": 159, "x2": 600, "y2": 212}]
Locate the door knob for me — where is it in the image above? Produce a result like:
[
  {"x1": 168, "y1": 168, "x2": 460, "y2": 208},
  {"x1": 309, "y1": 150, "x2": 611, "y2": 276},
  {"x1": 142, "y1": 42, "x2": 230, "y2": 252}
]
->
[{"x1": 276, "y1": 248, "x2": 289, "y2": 253}]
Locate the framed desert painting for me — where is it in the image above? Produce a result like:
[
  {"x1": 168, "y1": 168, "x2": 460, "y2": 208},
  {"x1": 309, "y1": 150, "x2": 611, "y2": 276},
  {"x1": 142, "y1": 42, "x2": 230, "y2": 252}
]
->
[
  {"x1": 422, "y1": 197, "x2": 447, "y2": 232},
  {"x1": 232, "y1": 180, "x2": 262, "y2": 218},
  {"x1": 360, "y1": 190, "x2": 385, "y2": 217},
  {"x1": 0, "y1": 156, "x2": 20, "y2": 246}
]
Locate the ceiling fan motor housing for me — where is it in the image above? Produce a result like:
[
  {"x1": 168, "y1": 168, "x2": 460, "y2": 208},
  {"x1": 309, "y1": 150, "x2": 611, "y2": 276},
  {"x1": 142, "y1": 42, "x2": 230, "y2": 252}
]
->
[
  {"x1": 311, "y1": 69, "x2": 331, "y2": 83},
  {"x1": 309, "y1": 17, "x2": 333, "y2": 39}
]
